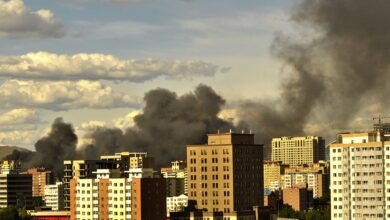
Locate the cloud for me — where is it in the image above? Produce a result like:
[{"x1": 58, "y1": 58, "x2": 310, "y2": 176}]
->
[
  {"x1": 0, "y1": 0, "x2": 64, "y2": 38},
  {"x1": 0, "y1": 108, "x2": 39, "y2": 125},
  {"x1": 0, "y1": 80, "x2": 138, "y2": 110},
  {"x1": 0, "y1": 51, "x2": 224, "y2": 81}
]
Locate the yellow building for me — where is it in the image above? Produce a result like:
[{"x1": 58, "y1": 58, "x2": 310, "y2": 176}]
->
[
  {"x1": 271, "y1": 136, "x2": 325, "y2": 166},
  {"x1": 263, "y1": 161, "x2": 289, "y2": 191}
]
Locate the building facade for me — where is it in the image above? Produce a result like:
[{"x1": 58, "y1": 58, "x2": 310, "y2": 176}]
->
[
  {"x1": 167, "y1": 194, "x2": 188, "y2": 217},
  {"x1": 330, "y1": 130, "x2": 390, "y2": 220},
  {"x1": 263, "y1": 161, "x2": 289, "y2": 191},
  {"x1": 271, "y1": 136, "x2": 325, "y2": 166},
  {"x1": 187, "y1": 132, "x2": 263, "y2": 213},
  {"x1": 161, "y1": 160, "x2": 187, "y2": 196},
  {"x1": 282, "y1": 185, "x2": 313, "y2": 211},
  {"x1": 45, "y1": 182, "x2": 65, "y2": 211},
  {"x1": 22, "y1": 168, "x2": 53, "y2": 198},
  {"x1": 281, "y1": 162, "x2": 329, "y2": 198},
  {"x1": 0, "y1": 173, "x2": 33, "y2": 209}
]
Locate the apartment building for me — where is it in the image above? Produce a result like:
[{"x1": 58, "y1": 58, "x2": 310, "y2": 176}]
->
[
  {"x1": 187, "y1": 132, "x2": 263, "y2": 213},
  {"x1": 271, "y1": 136, "x2": 325, "y2": 166},
  {"x1": 45, "y1": 182, "x2": 65, "y2": 211},
  {"x1": 22, "y1": 168, "x2": 53, "y2": 198},
  {"x1": 281, "y1": 162, "x2": 329, "y2": 198},
  {"x1": 282, "y1": 184, "x2": 313, "y2": 211},
  {"x1": 161, "y1": 160, "x2": 187, "y2": 196},
  {"x1": 330, "y1": 124, "x2": 390, "y2": 220},
  {"x1": 263, "y1": 161, "x2": 289, "y2": 191}
]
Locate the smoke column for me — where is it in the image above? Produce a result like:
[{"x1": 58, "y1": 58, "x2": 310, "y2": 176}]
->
[
  {"x1": 238, "y1": 0, "x2": 390, "y2": 158},
  {"x1": 81, "y1": 84, "x2": 236, "y2": 166}
]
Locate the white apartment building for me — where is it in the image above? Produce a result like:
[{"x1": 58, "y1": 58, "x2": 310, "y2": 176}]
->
[
  {"x1": 281, "y1": 170, "x2": 328, "y2": 198},
  {"x1": 71, "y1": 168, "x2": 153, "y2": 220},
  {"x1": 44, "y1": 182, "x2": 64, "y2": 211},
  {"x1": 330, "y1": 129, "x2": 390, "y2": 220},
  {"x1": 272, "y1": 136, "x2": 325, "y2": 166},
  {"x1": 166, "y1": 194, "x2": 188, "y2": 217}
]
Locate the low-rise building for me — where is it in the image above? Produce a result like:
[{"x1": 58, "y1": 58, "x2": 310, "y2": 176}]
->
[
  {"x1": 167, "y1": 194, "x2": 188, "y2": 216},
  {"x1": 282, "y1": 184, "x2": 313, "y2": 211}
]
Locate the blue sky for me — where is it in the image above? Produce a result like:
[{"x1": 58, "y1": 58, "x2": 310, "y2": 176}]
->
[{"x1": 0, "y1": 0, "x2": 296, "y2": 149}]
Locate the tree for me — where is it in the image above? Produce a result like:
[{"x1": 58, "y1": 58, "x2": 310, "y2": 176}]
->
[{"x1": 0, "y1": 207, "x2": 31, "y2": 220}]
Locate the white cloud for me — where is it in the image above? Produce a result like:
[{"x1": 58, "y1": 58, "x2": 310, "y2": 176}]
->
[
  {"x1": 79, "y1": 120, "x2": 107, "y2": 130},
  {"x1": 0, "y1": 51, "x2": 223, "y2": 81},
  {"x1": 0, "y1": 0, "x2": 64, "y2": 38},
  {"x1": 0, "y1": 80, "x2": 138, "y2": 110},
  {"x1": 0, "y1": 108, "x2": 39, "y2": 125},
  {"x1": 112, "y1": 110, "x2": 141, "y2": 129}
]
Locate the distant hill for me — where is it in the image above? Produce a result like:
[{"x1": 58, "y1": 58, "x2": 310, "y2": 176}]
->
[{"x1": 0, "y1": 146, "x2": 32, "y2": 160}]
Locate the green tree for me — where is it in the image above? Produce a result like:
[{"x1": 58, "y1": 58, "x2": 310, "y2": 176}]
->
[{"x1": 0, "y1": 207, "x2": 31, "y2": 220}]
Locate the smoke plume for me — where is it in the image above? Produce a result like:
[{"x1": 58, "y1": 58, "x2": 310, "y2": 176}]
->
[
  {"x1": 81, "y1": 84, "x2": 235, "y2": 166},
  {"x1": 238, "y1": 0, "x2": 390, "y2": 158},
  {"x1": 6, "y1": 118, "x2": 78, "y2": 178}
]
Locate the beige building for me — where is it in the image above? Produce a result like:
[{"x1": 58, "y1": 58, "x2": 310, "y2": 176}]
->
[
  {"x1": 187, "y1": 132, "x2": 263, "y2": 213},
  {"x1": 263, "y1": 161, "x2": 289, "y2": 191},
  {"x1": 330, "y1": 124, "x2": 390, "y2": 220},
  {"x1": 281, "y1": 162, "x2": 329, "y2": 198},
  {"x1": 271, "y1": 136, "x2": 325, "y2": 166},
  {"x1": 44, "y1": 182, "x2": 65, "y2": 211}
]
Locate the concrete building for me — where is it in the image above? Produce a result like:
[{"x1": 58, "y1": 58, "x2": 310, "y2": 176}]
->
[
  {"x1": 161, "y1": 160, "x2": 187, "y2": 196},
  {"x1": 264, "y1": 190, "x2": 278, "y2": 211},
  {"x1": 69, "y1": 168, "x2": 161, "y2": 220},
  {"x1": 0, "y1": 173, "x2": 33, "y2": 209},
  {"x1": 44, "y1": 182, "x2": 64, "y2": 211},
  {"x1": 30, "y1": 211, "x2": 70, "y2": 220},
  {"x1": 167, "y1": 194, "x2": 188, "y2": 217},
  {"x1": 100, "y1": 152, "x2": 154, "y2": 175},
  {"x1": 330, "y1": 124, "x2": 390, "y2": 220},
  {"x1": 131, "y1": 178, "x2": 166, "y2": 220},
  {"x1": 187, "y1": 132, "x2": 263, "y2": 213},
  {"x1": 22, "y1": 168, "x2": 53, "y2": 198},
  {"x1": 0, "y1": 160, "x2": 21, "y2": 174},
  {"x1": 281, "y1": 162, "x2": 329, "y2": 198},
  {"x1": 282, "y1": 184, "x2": 312, "y2": 211},
  {"x1": 263, "y1": 161, "x2": 289, "y2": 191},
  {"x1": 271, "y1": 136, "x2": 325, "y2": 166}
]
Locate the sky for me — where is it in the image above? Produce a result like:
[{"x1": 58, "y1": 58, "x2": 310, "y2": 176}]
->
[{"x1": 0, "y1": 0, "x2": 297, "y2": 150}]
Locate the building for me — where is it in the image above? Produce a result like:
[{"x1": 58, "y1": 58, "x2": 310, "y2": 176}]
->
[
  {"x1": 282, "y1": 184, "x2": 312, "y2": 211},
  {"x1": 30, "y1": 211, "x2": 70, "y2": 220},
  {"x1": 64, "y1": 152, "x2": 154, "y2": 210},
  {"x1": 131, "y1": 178, "x2": 166, "y2": 220},
  {"x1": 167, "y1": 194, "x2": 188, "y2": 217},
  {"x1": 0, "y1": 173, "x2": 33, "y2": 209},
  {"x1": 161, "y1": 160, "x2": 187, "y2": 196},
  {"x1": 187, "y1": 132, "x2": 263, "y2": 213},
  {"x1": 280, "y1": 162, "x2": 329, "y2": 198},
  {"x1": 264, "y1": 190, "x2": 278, "y2": 211},
  {"x1": 22, "y1": 168, "x2": 53, "y2": 198},
  {"x1": 271, "y1": 136, "x2": 325, "y2": 166},
  {"x1": 69, "y1": 167, "x2": 161, "y2": 220},
  {"x1": 263, "y1": 161, "x2": 289, "y2": 191},
  {"x1": 0, "y1": 160, "x2": 21, "y2": 174},
  {"x1": 330, "y1": 125, "x2": 390, "y2": 220},
  {"x1": 44, "y1": 182, "x2": 64, "y2": 211}
]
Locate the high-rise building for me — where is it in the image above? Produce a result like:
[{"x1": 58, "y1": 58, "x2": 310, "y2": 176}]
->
[
  {"x1": 45, "y1": 182, "x2": 65, "y2": 211},
  {"x1": 131, "y1": 178, "x2": 166, "y2": 220},
  {"x1": 0, "y1": 160, "x2": 21, "y2": 174},
  {"x1": 271, "y1": 136, "x2": 325, "y2": 166},
  {"x1": 263, "y1": 161, "x2": 289, "y2": 191},
  {"x1": 187, "y1": 132, "x2": 263, "y2": 213},
  {"x1": 281, "y1": 162, "x2": 329, "y2": 198},
  {"x1": 161, "y1": 160, "x2": 187, "y2": 196},
  {"x1": 0, "y1": 173, "x2": 33, "y2": 209},
  {"x1": 22, "y1": 168, "x2": 53, "y2": 198},
  {"x1": 330, "y1": 126, "x2": 390, "y2": 220}
]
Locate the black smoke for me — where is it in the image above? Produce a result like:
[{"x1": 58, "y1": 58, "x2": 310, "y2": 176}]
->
[
  {"x1": 238, "y1": 0, "x2": 390, "y2": 158},
  {"x1": 81, "y1": 84, "x2": 236, "y2": 166},
  {"x1": 6, "y1": 118, "x2": 78, "y2": 178}
]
